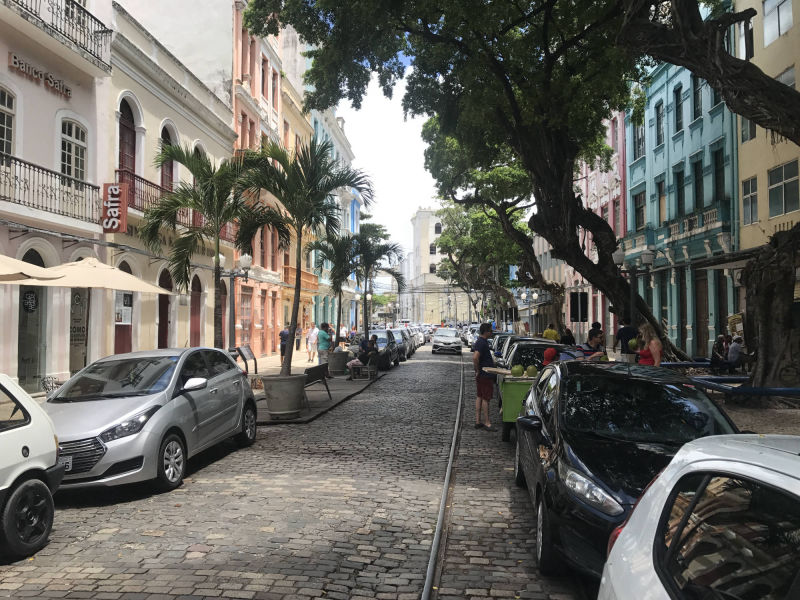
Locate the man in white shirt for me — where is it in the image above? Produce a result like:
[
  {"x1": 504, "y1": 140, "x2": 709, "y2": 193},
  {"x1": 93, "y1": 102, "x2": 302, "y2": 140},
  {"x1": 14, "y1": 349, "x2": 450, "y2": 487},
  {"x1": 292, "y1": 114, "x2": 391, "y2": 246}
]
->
[
  {"x1": 339, "y1": 324, "x2": 348, "y2": 347},
  {"x1": 306, "y1": 322, "x2": 319, "y2": 363}
]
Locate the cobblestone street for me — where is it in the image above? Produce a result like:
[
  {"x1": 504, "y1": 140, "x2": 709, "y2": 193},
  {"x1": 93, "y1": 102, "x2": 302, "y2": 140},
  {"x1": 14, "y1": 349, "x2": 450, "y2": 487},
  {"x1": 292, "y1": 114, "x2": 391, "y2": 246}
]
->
[{"x1": 0, "y1": 353, "x2": 582, "y2": 600}]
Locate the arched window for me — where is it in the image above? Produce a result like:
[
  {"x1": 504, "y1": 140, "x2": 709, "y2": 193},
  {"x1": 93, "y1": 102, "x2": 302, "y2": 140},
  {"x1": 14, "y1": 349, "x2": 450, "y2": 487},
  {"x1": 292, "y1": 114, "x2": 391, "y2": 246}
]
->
[
  {"x1": 0, "y1": 86, "x2": 15, "y2": 155},
  {"x1": 429, "y1": 243, "x2": 436, "y2": 255},
  {"x1": 429, "y1": 263, "x2": 436, "y2": 274},
  {"x1": 60, "y1": 120, "x2": 87, "y2": 182},
  {"x1": 160, "y1": 127, "x2": 173, "y2": 190},
  {"x1": 434, "y1": 222, "x2": 442, "y2": 234},
  {"x1": 118, "y1": 99, "x2": 136, "y2": 172}
]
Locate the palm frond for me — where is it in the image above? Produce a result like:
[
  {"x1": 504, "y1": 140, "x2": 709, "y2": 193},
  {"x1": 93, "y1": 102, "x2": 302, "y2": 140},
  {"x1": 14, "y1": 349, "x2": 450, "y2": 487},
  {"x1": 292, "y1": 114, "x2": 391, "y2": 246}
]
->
[{"x1": 168, "y1": 228, "x2": 206, "y2": 291}]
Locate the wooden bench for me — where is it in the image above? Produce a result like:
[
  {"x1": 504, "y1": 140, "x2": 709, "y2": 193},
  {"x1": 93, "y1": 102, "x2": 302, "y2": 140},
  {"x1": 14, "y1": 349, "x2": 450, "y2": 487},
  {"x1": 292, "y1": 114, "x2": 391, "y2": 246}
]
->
[
  {"x1": 351, "y1": 357, "x2": 378, "y2": 380},
  {"x1": 304, "y1": 363, "x2": 332, "y2": 402}
]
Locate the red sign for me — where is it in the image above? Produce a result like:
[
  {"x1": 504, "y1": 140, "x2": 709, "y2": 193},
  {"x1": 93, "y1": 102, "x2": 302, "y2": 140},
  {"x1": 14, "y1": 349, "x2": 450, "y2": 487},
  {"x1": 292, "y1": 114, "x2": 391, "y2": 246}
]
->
[{"x1": 102, "y1": 183, "x2": 128, "y2": 233}]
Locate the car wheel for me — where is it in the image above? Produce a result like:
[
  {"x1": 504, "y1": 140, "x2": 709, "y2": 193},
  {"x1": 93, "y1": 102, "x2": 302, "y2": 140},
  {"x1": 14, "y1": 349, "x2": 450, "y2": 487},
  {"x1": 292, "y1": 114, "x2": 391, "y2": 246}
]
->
[
  {"x1": 154, "y1": 433, "x2": 186, "y2": 492},
  {"x1": 0, "y1": 479, "x2": 54, "y2": 559},
  {"x1": 536, "y1": 495, "x2": 562, "y2": 575},
  {"x1": 502, "y1": 421, "x2": 514, "y2": 442},
  {"x1": 235, "y1": 402, "x2": 257, "y2": 447},
  {"x1": 514, "y1": 437, "x2": 527, "y2": 488}
]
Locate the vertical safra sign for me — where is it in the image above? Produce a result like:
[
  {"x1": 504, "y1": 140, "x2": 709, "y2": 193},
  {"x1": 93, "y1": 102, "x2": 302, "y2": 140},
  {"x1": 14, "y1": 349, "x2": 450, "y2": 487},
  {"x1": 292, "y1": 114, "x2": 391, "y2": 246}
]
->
[{"x1": 102, "y1": 183, "x2": 128, "y2": 233}]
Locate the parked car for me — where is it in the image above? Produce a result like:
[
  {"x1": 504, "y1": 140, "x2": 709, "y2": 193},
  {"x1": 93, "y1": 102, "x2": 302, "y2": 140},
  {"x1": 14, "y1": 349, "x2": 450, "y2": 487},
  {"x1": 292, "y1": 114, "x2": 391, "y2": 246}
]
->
[
  {"x1": 402, "y1": 328, "x2": 417, "y2": 355},
  {"x1": 0, "y1": 374, "x2": 64, "y2": 558},
  {"x1": 432, "y1": 327, "x2": 463, "y2": 355},
  {"x1": 491, "y1": 332, "x2": 513, "y2": 352},
  {"x1": 411, "y1": 326, "x2": 425, "y2": 347},
  {"x1": 496, "y1": 335, "x2": 538, "y2": 366},
  {"x1": 44, "y1": 348, "x2": 257, "y2": 491},
  {"x1": 370, "y1": 329, "x2": 400, "y2": 369},
  {"x1": 514, "y1": 362, "x2": 739, "y2": 578},
  {"x1": 390, "y1": 328, "x2": 411, "y2": 361},
  {"x1": 600, "y1": 434, "x2": 800, "y2": 600}
]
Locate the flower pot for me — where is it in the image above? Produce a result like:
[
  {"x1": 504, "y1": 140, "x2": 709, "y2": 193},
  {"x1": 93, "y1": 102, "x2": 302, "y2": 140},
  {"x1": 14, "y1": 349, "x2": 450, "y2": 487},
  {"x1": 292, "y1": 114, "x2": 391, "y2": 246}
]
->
[
  {"x1": 327, "y1": 350, "x2": 350, "y2": 376},
  {"x1": 261, "y1": 373, "x2": 307, "y2": 419}
]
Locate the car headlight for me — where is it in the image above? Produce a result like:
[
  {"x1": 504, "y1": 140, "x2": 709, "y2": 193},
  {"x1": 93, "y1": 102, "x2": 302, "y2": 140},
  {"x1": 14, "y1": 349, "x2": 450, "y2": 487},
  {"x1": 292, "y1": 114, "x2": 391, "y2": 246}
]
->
[
  {"x1": 100, "y1": 406, "x2": 161, "y2": 443},
  {"x1": 561, "y1": 465, "x2": 624, "y2": 516}
]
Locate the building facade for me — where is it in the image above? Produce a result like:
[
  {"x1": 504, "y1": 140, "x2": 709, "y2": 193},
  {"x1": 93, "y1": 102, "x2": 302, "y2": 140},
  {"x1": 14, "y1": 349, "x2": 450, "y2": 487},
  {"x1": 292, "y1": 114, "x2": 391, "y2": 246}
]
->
[{"x1": 623, "y1": 62, "x2": 738, "y2": 357}]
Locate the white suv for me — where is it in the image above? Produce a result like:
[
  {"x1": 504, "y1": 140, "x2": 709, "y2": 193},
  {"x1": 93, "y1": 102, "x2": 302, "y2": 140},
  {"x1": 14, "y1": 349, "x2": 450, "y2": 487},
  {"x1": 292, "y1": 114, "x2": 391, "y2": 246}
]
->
[
  {"x1": 601, "y1": 434, "x2": 800, "y2": 600},
  {"x1": 0, "y1": 374, "x2": 63, "y2": 558}
]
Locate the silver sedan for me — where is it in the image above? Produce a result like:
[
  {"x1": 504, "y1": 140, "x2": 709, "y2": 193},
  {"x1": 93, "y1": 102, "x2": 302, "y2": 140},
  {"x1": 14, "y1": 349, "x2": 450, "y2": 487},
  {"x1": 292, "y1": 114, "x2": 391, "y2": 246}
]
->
[{"x1": 44, "y1": 348, "x2": 257, "y2": 491}]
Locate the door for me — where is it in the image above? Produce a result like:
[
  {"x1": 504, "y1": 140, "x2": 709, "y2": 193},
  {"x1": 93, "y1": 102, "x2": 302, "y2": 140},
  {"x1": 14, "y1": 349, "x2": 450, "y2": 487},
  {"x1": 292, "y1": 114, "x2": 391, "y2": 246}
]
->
[
  {"x1": 678, "y1": 267, "x2": 687, "y2": 352},
  {"x1": 220, "y1": 280, "x2": 227, "y2": 349},
  {"x1": 190, "y1": 275, "x2": 201, "y2": 347},
  {"x1": 68, "y1": 287, "x2": 89, "y2": 374},
  {"x1": 175, "y1": 350, "x2": 212, "y2": 450},
  {"x1": 17, "y1": 250, "x2": 46, "y2": 393},
  {"x1": 203, "y1": 349, "x2": 243, "y2": 438},
  {"x1": 520, "y1": 370, "x2": 556, "y2": 492},
  {"x1": 694, "y1": 270, "x2": 709, "y2": 358},
  {"x1": 716, "y1": 270, "x2": 728, "y2": 335},
  {"x1": 118, "y1": 100, "x2": 136, "y2": 173},
  {"x1": 0, "y1": 382, "x2": 33, "y2": 484},
  {"x1": 158, "y1": 270, "x2": 173, "y2": 349},
  {"x1": 114, "y1": 262, "x2": 133, "y2": 354}
]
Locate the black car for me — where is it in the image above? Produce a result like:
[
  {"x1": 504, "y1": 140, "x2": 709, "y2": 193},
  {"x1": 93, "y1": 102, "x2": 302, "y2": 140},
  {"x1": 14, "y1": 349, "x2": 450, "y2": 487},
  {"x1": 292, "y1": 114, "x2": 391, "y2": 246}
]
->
[
  {"x1": 514, "y1": 362, "x2": 738, "y2": 578},
  {"x1": 389, "y1": 328, "x2": 410, "y2": 361},
  {"x1": 369, "y1": 329, "x2": 400, "y2": 369}
]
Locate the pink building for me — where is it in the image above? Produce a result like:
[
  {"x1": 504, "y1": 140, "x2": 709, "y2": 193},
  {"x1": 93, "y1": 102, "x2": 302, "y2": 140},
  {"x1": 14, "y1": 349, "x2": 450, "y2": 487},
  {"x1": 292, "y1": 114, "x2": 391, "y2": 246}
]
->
[{"x1": 566, "y1": 112, "x2": 627, "y2": 343}]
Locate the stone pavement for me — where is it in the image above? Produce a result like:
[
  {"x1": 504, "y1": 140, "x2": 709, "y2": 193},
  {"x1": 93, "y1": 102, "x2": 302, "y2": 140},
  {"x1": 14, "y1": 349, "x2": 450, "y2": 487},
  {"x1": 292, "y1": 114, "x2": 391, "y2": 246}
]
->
[{"x1": 0, "y1": 352, "x2": 582, "y2": 599}]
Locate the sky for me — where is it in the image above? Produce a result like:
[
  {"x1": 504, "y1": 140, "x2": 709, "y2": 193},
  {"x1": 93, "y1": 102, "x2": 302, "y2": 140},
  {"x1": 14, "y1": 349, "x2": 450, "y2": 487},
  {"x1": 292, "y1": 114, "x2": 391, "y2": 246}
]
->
[{"x1": 336, "y1": 76, "x2": 439, "y2": 255}]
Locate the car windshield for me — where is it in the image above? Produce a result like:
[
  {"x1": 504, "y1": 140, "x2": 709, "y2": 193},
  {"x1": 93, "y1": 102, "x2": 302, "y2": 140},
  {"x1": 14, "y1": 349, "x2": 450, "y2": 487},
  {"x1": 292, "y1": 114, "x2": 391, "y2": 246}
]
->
[
  {"x1": 511, "y1": 345, "x2": 561, "y2": 369},
  {"x1": 53, "y1": 356, "x2": 180, "y2": 401},
  {"x1": 562, "y1": 376, "x2": 735, "y2": 444},
  {"x1": 436, "y1": 329, "x2": 458, "y2": 338},
  {"x1": 391, "y1": 330, "x2": 404, "y2": 340},
  {"x1": 370, "y1": 331, "x2": 389, "y2": 346}
]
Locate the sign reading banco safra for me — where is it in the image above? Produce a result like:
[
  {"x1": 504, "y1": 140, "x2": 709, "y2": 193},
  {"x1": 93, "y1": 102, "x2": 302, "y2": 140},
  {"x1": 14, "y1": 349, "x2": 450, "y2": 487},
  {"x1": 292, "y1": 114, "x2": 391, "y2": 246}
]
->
[
  {"x1": 7, "y1": 52, "x2": 72, "y2": 99},
  {"x1": 102, "y1": 183, "x2": 128, "y2": 233}
]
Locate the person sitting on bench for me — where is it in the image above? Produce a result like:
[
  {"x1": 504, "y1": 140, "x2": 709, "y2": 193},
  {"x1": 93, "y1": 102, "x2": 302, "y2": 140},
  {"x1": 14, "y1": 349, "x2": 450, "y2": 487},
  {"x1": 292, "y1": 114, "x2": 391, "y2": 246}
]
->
[{"x1": 346, "y1": 335, "x2": 378, "y2": 380}]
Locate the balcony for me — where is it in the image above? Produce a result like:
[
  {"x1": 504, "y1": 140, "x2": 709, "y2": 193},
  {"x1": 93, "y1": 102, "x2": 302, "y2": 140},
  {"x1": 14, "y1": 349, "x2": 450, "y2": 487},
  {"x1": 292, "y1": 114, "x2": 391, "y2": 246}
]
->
[
  {"x1": 0, "y1": 152, "x2": 100, "y2": 223},
  {"x1": 3, "y1": 0, "x2": 112, "y2": 75},
  {"x1": 665, "y1": 200, "x2": 730, "y2": 239},
  {"x1": 283, "y1": 265, "x2": 319, "y2": 292}
]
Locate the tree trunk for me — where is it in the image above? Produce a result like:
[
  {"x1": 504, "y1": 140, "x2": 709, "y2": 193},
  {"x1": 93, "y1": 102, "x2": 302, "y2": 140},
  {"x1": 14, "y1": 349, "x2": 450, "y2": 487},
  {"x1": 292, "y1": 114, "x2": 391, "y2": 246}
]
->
[
  {"x1": 213, "y1": 237, "x2": 223, "y2": 349},
  {"x1": 281, "y1": 231, "x2": 303, "y2": 376},
  {"x1": 742, "y1": 225, "x2": 800, "y2": 388}
]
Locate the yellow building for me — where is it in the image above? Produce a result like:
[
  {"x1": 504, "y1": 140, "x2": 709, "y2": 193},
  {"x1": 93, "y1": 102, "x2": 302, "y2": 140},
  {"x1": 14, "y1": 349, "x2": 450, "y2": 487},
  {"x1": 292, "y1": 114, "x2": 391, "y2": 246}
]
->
[{"x1": 736, "y1": 0, "x2": 799, "y2": 307}]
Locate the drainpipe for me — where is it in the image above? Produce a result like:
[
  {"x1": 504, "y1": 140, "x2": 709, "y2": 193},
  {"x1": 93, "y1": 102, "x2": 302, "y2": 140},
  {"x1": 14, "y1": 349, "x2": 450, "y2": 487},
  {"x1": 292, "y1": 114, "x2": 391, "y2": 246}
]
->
[{"x1": 729, "y1": 94, "x2": 739, "y2": 253}]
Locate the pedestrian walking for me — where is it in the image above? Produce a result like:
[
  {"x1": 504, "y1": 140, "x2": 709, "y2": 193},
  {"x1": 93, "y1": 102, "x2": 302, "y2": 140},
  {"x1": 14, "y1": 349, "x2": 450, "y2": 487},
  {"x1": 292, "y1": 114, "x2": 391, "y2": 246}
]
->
[
  {"x1": 542, "y1": 323, "x2": 559, "y2": 341},
  {"x1": 279, "y1": 324, "x2": 290, "y2": 365},
  {"x1": 613, "y1": 317, "x2": 638, "y2": 354},
  {"x1": 560, "y1": 328, "x2": 576, "y2": 345},
  {"x1": 637, "y1": 323, "x2": 662, "y2": 366},
  {"x1": 317, "y1": 322, "x2": 331, "y2": 364},
  {"x1": 472, "y1": 323, "x2": 496, "y2": 430},
  {"x1": 306, "y1": 322, "x2": 319, "y2": 362}
]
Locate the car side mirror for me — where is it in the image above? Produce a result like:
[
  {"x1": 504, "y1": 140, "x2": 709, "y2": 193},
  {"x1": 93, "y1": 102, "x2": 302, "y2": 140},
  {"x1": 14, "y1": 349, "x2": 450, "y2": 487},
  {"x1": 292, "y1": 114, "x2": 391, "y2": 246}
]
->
[
  {"x1": 517, "y1": 415, "x2": 543, "y2": 432},
  {"x1": 182, "y1": 377, "x2": 207, "y2": 392}
]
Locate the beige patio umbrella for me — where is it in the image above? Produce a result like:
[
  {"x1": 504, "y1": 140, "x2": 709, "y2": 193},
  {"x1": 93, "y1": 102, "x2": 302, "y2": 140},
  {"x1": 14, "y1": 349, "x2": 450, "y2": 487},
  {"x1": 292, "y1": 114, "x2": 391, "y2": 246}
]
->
[
  {"x1": 3, "y1": 257, "x2": 173, "y2": 294},
  {"x1": 0, "y1": 254, "x2": 64, "y2": 282}
]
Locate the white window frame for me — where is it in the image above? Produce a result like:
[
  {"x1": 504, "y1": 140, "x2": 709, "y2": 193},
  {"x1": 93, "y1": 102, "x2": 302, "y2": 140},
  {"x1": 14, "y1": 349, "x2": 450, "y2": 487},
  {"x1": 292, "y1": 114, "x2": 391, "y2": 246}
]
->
[
  {"x1": 764, "y1": 0, "x2": 793, "y2": 46},
  {"x1": 742, "y1": 177, "x2": 757, "y2": 225},
  {"x1": 60, "y1": 119, "x2": 87, "y2": 182},
  {"x1": 768, "y1": 160, "x2": 799, "y2": 218},
  {"x1": 0, "y1": 86, "x2": 15, "y2": 155}
]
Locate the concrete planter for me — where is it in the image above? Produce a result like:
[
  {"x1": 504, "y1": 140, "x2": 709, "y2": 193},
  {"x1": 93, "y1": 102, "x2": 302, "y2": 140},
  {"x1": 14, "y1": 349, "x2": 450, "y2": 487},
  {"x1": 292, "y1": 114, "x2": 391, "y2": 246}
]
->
[
  {"x1": 327, "y1": 351, "x2": 350, "y2": 376},
  {"x1": 261, "y1": 373, "x2": 307, "y2": 419}
]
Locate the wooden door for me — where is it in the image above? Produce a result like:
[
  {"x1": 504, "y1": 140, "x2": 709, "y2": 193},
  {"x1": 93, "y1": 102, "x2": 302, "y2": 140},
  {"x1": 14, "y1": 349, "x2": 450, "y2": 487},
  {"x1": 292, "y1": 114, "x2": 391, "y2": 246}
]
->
[
  {"x1": 679, "y1": 267, "x2": 687, "y2": 352},
  {"x1": 158, "y1": 270, "x2": 173, "y2": 349},
  {"x1": 119, "y1": 101, "x2": 136, "y2": 172},
  {"x1": 694, "y1": 270, "x2": 709, "y2": 357},
  {"x1": 190, "y1": 275, "x2": 202, "y2": 347}
]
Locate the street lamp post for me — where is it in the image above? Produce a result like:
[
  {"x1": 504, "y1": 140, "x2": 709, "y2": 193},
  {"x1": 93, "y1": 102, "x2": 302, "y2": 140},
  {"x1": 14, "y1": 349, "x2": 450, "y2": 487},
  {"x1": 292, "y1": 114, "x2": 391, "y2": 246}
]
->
[
  {"x1": 220, "y1": 252, "x2": 252, "y2": 351},
  {"x1": 354, "y1": 292, "x2": 361, "y2": 336},
  {"x1": 365, "y1": 292, "x2": 372, "y2": 337},
  {"x1": 612, "y1": 245, "x2": 655, "y2": 326}
]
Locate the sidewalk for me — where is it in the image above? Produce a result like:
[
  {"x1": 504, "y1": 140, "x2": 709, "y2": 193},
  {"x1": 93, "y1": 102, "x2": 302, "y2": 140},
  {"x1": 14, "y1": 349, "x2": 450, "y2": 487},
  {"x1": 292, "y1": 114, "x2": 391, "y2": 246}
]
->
[{"x1": 245, "y1": 347, "x2": 381, "y2": 426}]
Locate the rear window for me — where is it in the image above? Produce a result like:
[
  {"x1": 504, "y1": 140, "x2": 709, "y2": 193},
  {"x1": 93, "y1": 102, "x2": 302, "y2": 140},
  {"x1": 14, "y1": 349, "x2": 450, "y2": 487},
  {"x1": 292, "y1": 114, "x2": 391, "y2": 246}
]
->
[
  {"x1": 562, "y1": 376, "x2": 735, "y2": 444},
  {"x1": 0, "y1": 385, "x2": 30, "y2": 432},
  {"x1": 53, "y1": 356, "x2": 179, "y2": 401}
]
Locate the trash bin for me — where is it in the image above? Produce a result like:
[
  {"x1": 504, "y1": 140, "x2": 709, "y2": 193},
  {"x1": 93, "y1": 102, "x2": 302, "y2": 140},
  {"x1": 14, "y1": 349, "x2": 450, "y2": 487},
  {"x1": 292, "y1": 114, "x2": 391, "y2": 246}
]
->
[
  {"x1": 328, "y1": 349, "x2": 350, "y2": 376},
  {"x1": 500, "y1": 378, "x2": 536, "y2": 442}
]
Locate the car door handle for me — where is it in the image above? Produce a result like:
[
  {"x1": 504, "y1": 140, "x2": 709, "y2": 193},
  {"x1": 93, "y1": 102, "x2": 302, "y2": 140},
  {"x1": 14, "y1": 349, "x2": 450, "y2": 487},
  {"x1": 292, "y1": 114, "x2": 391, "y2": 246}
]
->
[{"x1": 209, "y1": 388, "x2": 218, "y2": 394}]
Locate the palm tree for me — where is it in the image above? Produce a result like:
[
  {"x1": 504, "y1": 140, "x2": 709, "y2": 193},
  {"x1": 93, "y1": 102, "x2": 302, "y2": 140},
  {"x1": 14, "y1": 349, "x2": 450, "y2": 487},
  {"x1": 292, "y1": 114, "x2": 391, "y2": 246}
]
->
[
  {"x1": 236, "y1": 138, "x2": 373, "y2": 375},
  {"x1": 354, "y1": 222, "x2": 405, "y2": 336},
  {"x1": 140, "y1": 144, "x2": 288, "y2": 349},
  {"x1": 307, "y1": 233, "x2": 358, "y2": 348}
]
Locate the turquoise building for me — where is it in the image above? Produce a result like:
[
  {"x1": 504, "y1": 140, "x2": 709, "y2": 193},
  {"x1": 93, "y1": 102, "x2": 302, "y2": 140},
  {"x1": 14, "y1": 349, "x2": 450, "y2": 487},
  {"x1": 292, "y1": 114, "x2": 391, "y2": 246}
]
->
[{"x1": 623, "y1": 63, "x2": 738, "y2": 357}]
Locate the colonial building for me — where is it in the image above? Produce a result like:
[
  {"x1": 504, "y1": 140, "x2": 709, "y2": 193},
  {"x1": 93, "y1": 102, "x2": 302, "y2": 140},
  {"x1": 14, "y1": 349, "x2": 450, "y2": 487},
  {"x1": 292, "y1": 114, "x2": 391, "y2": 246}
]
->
[
  {"x1": 623, "y1": 62, "x2": 738, "y2": 357},
  {"x1": 0, "y1": 0, "x2": 112, "y2": 391}
]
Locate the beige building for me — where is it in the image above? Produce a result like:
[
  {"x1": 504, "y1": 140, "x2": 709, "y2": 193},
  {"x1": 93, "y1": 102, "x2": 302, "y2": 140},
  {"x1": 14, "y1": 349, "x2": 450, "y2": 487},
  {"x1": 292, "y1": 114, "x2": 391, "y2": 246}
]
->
[
  {"x1": 399, "y1": 207, "x2": 471, "y2": 325},
  {"x1": 735, "y1": 0, "x2": 799, "y2": 306}
]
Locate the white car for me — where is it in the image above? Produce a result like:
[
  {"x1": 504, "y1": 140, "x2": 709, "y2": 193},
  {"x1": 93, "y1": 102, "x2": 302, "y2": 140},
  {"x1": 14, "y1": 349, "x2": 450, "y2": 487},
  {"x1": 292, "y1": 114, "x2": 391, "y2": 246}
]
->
[
  {"x1": 0, "y1": 374, "x2": 63, "y2": 558},
  {"x1": 600, "y1": 434, "x2": 800, "y2": 600}
]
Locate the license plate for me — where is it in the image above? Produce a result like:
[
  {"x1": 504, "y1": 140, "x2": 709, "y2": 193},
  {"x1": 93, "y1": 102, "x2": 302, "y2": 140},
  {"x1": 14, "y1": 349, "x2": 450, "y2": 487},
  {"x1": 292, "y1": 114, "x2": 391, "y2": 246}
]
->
[{"x1": 58, "y1": 455, "x2": 72, "y2": 472}]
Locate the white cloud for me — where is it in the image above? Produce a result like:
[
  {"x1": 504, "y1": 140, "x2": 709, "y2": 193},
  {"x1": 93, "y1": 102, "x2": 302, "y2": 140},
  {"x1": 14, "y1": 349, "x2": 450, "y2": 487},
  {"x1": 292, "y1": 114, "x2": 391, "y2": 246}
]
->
[{"x1": 337, "y1": 76, "x2": 439, "y2": 255}]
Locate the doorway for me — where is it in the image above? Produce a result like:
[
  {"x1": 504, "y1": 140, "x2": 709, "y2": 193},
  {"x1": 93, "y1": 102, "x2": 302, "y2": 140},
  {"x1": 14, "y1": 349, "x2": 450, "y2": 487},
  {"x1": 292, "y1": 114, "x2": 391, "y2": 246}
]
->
[
  {"x1": 17, "y1": 249, "x2": 47, "y2": 392},
  {"x1": 114, "y1": 261, "x2": 133, "y2": 354},
  {"x1": 69, "y1": 287, "x2": 89, "y2": 374},
  {"x1": 694, "y1": 269, "x2": 709, "y2": 357},
  {"x1": 220, "y1": 280, "x2": 227, "y2": 349},
  {"x1": 190, "y1": 275, "x2": 201, "y2": 347},
  {"x1": 158, "y1": 269, "x2": 173, "y2": 349}
]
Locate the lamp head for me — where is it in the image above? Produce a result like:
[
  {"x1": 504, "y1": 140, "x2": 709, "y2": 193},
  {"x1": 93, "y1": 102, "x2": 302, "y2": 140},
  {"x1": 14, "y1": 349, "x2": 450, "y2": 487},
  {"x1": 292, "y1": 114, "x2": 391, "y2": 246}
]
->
[
  {"x1": 355, "y1": 293, "x2": 361, "y2": 301},
  {"x1": 640, "y1": 247, "x2": 655, "y2": 268},
  {"x1": 532, "y1": 292, "x2": 539, "y2": 300},
  {"x1": 612, "y1": 246, "x2": 626, "y2": 266},
  {"x1": 238, "y1": 253, "x2": 253, "y2": 270},
  {"x1": 520, "y1": 292, "x2": 527, "y2": 300},
  {"x1": 366, "y1": 293, "x2": 372, "y2": 301},
  {"x1": 218, "y1": 253, "x2": 226, "y2": 269}
]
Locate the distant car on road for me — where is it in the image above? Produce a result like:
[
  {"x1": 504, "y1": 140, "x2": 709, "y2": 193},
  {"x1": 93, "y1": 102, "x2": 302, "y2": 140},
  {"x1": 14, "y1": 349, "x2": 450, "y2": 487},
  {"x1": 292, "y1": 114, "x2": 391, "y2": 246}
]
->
[
  {"x1": 389, "y1": 328, "x2": 411, "y2": 361},
  {"x1": 514, "y1": 362, "x2": 738, "y2": 579},
  {"x1": 432, "y1": 328, "x2": 463, "y2": 355},
  {"x1": 0, "y1": 374, "x2": 64, "y2": 558},
  {"x1": 601, "y1": 434, "x2": 800, "y2": 600},
  {"x1": 44, "y1": 348, "x2": 257, "y2": 491}
]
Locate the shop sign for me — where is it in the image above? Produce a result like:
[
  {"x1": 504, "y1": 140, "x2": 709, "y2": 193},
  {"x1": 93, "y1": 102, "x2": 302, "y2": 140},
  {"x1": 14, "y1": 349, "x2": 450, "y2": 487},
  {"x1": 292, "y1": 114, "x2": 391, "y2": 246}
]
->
[
  {"x1": 21, "y1": 289, "x2": 38, "y2": 313},
  {"x1": 8, "y1": 52, "x2": 72, "y2": 99},
  {"x1": 115, "y1": 291, "x2": 132, "y2": 325},
  {"x1": 102, "y1": 183, "x2": 128, "y2": 232}
]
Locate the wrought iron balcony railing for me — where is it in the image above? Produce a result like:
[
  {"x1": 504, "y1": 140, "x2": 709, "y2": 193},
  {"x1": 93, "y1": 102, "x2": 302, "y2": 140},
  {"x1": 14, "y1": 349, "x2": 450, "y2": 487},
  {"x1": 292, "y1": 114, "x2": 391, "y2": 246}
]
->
[
  {"x1": 9, "y1": 0, "x2": 112, "y2": 67},
  {"x1": 0, "y1": 152, "x2": 100, "y2": 222}
]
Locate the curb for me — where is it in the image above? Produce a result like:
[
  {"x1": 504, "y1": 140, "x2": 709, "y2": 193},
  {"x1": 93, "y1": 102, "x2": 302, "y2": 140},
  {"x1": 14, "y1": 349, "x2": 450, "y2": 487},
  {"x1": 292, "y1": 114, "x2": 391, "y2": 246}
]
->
[{"x1": 256, "y1": 372, "x2": 386, "y2": 426}]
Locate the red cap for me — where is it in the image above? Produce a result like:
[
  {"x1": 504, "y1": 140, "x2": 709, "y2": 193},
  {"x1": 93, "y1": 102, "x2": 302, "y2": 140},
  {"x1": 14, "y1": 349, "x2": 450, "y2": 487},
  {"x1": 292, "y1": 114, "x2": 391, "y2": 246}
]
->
[{"x1": 543, "y1": 347, "x2": 557, "y2": 365}]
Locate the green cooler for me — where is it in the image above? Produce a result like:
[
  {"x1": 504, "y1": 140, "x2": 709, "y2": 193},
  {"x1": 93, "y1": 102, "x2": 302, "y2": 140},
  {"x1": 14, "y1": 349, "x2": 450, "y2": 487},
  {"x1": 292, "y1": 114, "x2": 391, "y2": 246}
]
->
[{"x1": 500, "y1": 377, "x2": 535, "y2": 442}]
